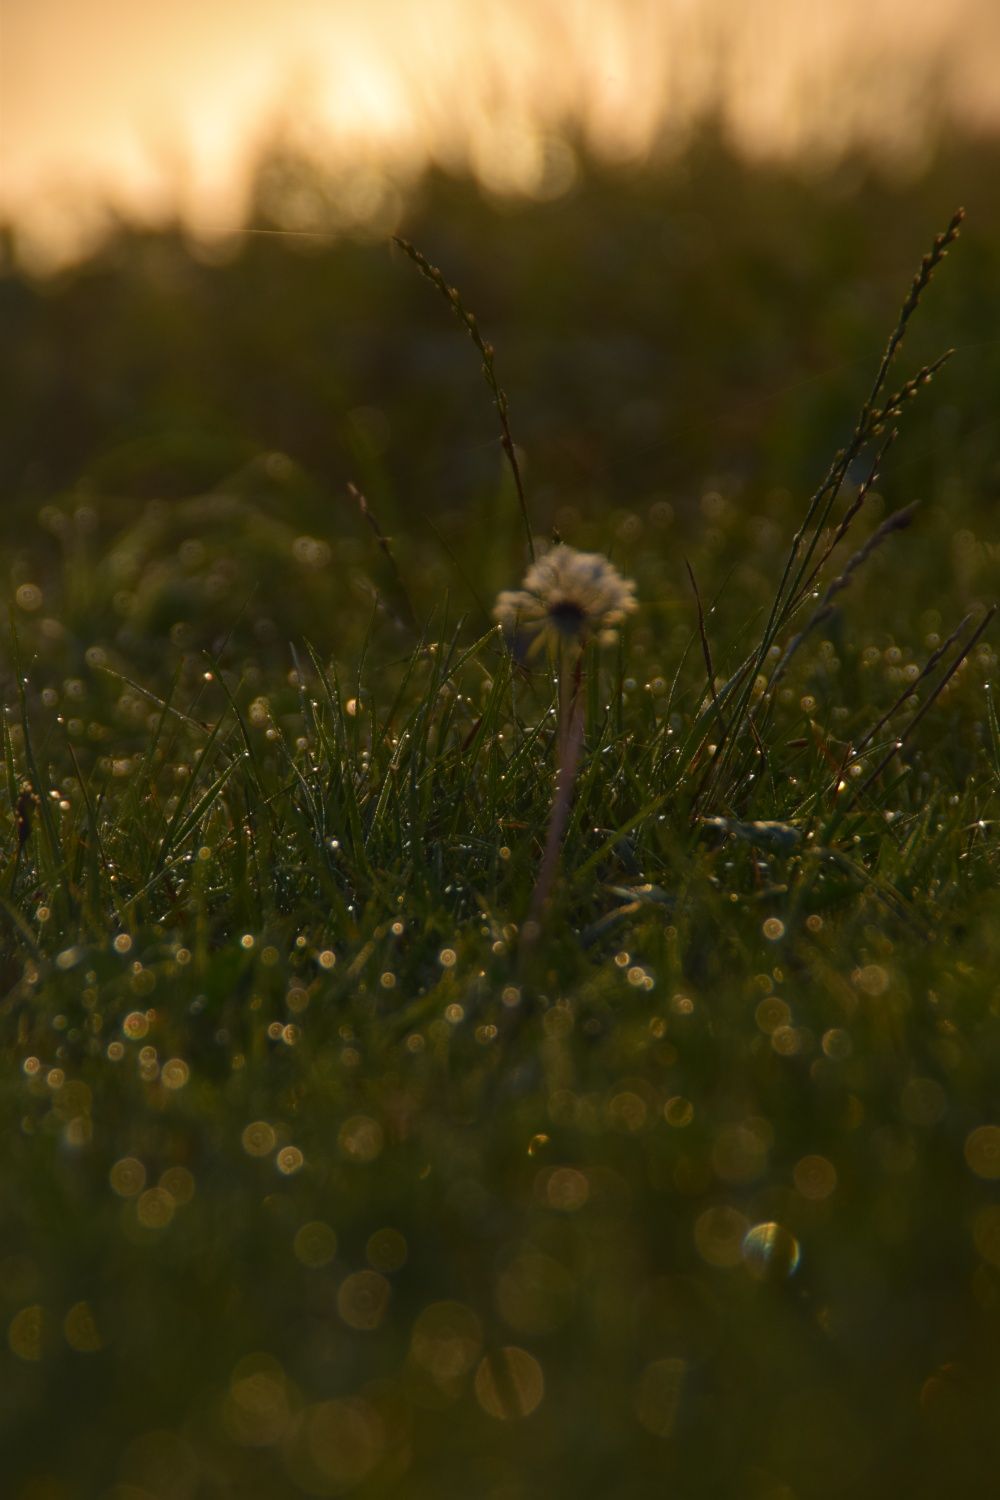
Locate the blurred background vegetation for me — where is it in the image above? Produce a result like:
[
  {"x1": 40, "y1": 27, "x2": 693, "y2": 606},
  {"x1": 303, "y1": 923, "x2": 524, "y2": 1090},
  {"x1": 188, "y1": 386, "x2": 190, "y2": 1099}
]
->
[{"x1": 3, "y1": 134, "x2": 999, "y2": 674}]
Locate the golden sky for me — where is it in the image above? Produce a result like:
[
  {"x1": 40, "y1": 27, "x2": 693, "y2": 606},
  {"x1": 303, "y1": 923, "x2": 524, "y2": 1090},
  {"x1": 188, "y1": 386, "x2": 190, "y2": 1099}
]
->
[{"x1": 3, "y1": 0, "x2": 999, "y2": 268}]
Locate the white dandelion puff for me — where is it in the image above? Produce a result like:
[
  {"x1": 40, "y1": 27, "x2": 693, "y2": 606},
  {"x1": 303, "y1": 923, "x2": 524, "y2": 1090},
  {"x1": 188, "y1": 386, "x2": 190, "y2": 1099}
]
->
[{"x1": 493, "y1": 544, "x2": 637, "y2": 648}]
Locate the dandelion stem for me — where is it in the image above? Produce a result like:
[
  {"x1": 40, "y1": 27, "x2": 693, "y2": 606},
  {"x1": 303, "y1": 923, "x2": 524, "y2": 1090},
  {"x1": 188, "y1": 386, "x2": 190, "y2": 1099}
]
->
[{"x1": 521, "y1": 649, "x2": 585, "y2": 961}]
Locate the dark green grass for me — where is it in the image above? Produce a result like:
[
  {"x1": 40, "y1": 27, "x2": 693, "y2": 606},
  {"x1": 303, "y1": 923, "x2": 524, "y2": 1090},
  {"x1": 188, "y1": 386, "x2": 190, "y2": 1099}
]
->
[{"x1": 2, "y1": 145, "x2": 1000, "y2": 1498}]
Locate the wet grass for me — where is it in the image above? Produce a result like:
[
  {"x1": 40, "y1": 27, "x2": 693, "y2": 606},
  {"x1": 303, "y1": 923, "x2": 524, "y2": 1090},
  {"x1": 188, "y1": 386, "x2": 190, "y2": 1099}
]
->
[{"x1": 2, "y1": 146, "x2": 1000, "y2": 1498}]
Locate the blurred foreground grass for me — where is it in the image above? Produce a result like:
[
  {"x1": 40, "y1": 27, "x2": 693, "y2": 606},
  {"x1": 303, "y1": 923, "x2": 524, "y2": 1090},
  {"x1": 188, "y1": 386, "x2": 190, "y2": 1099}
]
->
[{"x1": 2, "y1": 140, "x2": 1000, "y2": 1498}]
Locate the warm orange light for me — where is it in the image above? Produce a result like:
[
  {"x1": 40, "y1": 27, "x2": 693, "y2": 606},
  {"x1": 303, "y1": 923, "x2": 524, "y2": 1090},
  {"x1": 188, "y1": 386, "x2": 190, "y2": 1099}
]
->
[{"x1": 4, "y1": 0, "x2": 999, "y2": 270}]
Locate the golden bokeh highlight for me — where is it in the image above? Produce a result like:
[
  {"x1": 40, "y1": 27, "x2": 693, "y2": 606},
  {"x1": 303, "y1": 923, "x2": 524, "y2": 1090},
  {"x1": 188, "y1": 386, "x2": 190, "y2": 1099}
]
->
[
  {"x1": 539, "y1": 1166, "x2": 590, "y2": 1212},
  {"x1": 136, "y1": 1187, "x2": 175, "y2": 1230},
  {"x1": 664, "y1": 1096, "x2": 694, "y2": 1128},
  {"x1": 972, "y1": 1207, "x2": 1000, "y2": 1269},
  {"x1": 63, "y1": 1115, "x2": 92, "y2": 1149},
  {"x1": 289, "y1": 1397, "x2": 385, "y2": 1491},
  {"x1": 337, "y1": 1270, "x2": 391, "y2": 1331},
  {"x1": 338, "y1": 1114, "x2": 384, "y2": 1163},
  {"x1": 756, "y1": 997, "x2": 791, "y2": 1035},
  {"x1": 8, "y1": 1304, "x2": 46, "y2": 1362},
  {"x1": 110, "y1": 1156, "x2": 147, "y2": 1197},
  {"x1": 607, "y1": 1090, "x2": 649, "y2": 1133},
  {"x1": 822, "y1": 1028, "x2": 853, "y2": 1061},
  {"x1": 159, "y1": 1166, "x2": 196, "y2": 1205},
  {"x1": 793, "y1": 1154, "x2": 838, "y2": 1201},
  {"x1": 294, "y1": 1220, "x2": 338, "y2": 1268},
  {"x1": 474, "y1": 1346, "x2": 545, "y2": 1419},
  {"x1": 63, "y1": 1301, "x2": 102, "y2": 1353},
  {"x1": 242, "y1": 1120, "x2": 277, "y2": 1157},
  {"x1": 409, "y1": 1301, "x2": 483, "y2": 1384},
  {"x1": 15, "y1": 582, "x2": 43, "y2": 612},
  {"x1": 694, "y1": 1206, "x2": 751, "y2": 1270},
  {"x1": 770, "y1": 1025, "x2": 802, "y2": 1058},
  {"x1": 964, "y1": 1125, "x2": 1000, "y2": 1180},
  {"x1": 224, "y1": 1354, "x2": 294, "y2": 1447},
  {"x1": 366, "y1": 1227, "x2": 408, "y2": 1273},
  {"x1": 161, "y1": 1057, "x2": 190, "y2": 1090},
  {"x1": 900, "y1": 1077, "x2": 947, "y2": 1126},
  {"x1": 855, "y1": 964, "x2": 890, "y2": 996}
]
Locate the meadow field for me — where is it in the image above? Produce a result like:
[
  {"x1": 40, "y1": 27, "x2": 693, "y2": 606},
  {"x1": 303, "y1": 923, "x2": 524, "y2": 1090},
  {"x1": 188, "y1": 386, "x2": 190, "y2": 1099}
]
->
[{"x1": 2, "y1": 137, "x2": 1000, "y2": 1497}]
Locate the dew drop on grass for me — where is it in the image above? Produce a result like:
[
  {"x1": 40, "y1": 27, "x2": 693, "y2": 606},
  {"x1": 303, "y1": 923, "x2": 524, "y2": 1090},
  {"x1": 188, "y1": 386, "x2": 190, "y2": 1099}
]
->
[{"x1": 742, "y1": 1222, "x2": 801, "y2": 1281}]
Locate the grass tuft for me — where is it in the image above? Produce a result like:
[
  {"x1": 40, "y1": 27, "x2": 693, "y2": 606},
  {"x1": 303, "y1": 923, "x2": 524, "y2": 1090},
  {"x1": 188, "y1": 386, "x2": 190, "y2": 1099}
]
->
[{"x1": 1, "y1": 186, "x2": 999, "y2": 1497}]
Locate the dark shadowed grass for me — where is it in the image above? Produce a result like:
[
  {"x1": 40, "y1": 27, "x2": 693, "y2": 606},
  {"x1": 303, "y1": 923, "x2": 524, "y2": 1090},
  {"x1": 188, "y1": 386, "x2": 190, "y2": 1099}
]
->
[{"x1": 2, "y1": 159, "x2": 1000, "y2": 1499}]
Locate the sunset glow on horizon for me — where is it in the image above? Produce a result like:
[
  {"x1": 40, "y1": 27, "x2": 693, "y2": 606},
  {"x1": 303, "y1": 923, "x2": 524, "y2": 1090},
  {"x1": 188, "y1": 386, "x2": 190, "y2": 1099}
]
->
[{"x1": 4, "y1": 0, "x2": 1000, "y2": 271}]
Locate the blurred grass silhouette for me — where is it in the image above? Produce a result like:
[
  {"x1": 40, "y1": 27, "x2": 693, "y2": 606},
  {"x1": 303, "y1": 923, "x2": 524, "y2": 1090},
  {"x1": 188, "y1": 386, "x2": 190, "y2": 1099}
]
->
[{"x1": 2, "y1": 138, "x2": 1000, "y2": 1498}]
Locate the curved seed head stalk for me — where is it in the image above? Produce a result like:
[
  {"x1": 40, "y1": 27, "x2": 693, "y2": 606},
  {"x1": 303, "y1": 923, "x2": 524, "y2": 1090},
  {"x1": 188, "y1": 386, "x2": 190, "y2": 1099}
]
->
[{"x1": 393, "y1": 235, "x2": 535, "y2": 564}]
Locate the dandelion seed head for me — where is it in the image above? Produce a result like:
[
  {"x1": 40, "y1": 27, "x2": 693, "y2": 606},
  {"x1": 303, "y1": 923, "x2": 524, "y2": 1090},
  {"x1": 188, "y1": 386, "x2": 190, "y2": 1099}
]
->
[{"x1": 493, "y1": 544, "x2": 637, "y2": 648}]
